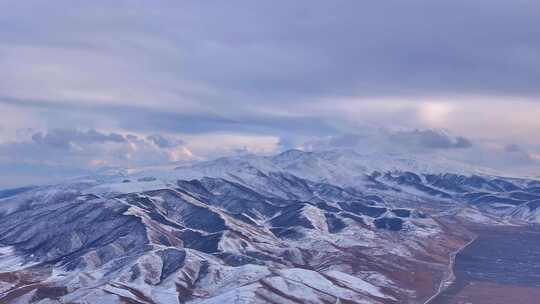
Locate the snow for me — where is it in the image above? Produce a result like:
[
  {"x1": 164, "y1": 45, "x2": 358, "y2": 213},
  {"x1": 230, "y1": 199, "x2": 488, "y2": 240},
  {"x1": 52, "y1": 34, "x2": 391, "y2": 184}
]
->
[
  {"x1": 302, "y1": 205, "x2": 329, "y2": 233},
  {"x1": 10, "y1": 289, "x2": 36, "y2": 304},
  {"x1": 273, "y1": 268, "x2": 376, "y2": 304},
  {"x1": 84, "y1": 179, "x2": 171, "y2": 196},
  {"x1": 193, "y1": 283, "x2": 262, "y2": 304},
  {"x1": 102, "y1": 285, "x2": 142, "y2": 302},
  {"x1": 261, "y1": 276, "x2": 325, "y2": 303},
  {"x1": 324, "y1": 270, "x2": 392, "y2": 299},
  {"x1": 193, "y1": 264, "x2": 271, "y2": 298},
  {"x1": 121, "y1": 148, "x2": 498, "y2": 194},
  {"x1": 0, "y1": 246, "x2": 34, "y2": 271}
]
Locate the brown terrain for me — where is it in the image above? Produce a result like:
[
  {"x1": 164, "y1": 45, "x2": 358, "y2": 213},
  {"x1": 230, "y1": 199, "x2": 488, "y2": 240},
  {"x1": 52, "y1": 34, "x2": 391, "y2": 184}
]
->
[
  {"x1": 428, "y1": 224, "x2": 540, "y2": 304},
  {"x1": 440, "y1": 282, "x2": 540, "y2": 304}
]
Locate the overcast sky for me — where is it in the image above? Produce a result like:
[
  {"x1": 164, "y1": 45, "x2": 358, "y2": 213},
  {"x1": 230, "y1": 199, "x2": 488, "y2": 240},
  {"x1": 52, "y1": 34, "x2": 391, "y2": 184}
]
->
[{"x1": 1, "y1": 1, "x2": 540, "y2": 187}]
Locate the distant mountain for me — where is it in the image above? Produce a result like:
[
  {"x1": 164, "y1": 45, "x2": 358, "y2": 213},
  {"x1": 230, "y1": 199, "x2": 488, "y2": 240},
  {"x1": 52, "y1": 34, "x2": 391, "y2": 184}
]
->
[{"x1": 0, "y1": 149, "x2": 538, "y2": 303}]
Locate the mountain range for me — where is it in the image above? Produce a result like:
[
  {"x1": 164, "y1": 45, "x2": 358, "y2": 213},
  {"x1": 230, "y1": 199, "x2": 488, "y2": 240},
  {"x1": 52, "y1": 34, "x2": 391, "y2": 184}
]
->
[{"x1": 0, "y1": 148, "x2": 539, "y2": 303}]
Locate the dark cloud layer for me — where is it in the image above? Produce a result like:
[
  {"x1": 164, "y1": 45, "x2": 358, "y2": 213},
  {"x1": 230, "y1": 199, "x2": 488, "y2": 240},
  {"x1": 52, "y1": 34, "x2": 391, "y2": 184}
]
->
[
  {"x1": 1, "y1": 1, "x2": 540, "y2": 103},
  {"x1": 146, "y1": 134, "x2": 183, "y2": 148},
  {"x1": 390, "y1": 130, "x2": 473, "y2": 150},
  {"x1": 31, "y1": 129, "x2": 126, "y2": 148},
  {"x1": 0, "y1": 96, "x2": 339, "y2": 141},
  {"x1": 303, "y1": 129, "x2": 474, "y2": 153}
]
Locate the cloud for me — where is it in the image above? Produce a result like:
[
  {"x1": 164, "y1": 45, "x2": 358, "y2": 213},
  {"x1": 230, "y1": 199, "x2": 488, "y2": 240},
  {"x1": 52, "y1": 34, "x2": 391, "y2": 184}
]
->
[
  {"x1": 302, "y1": 129, "x2": 473, "y2": 153},
  {"x1": 31, "y1": 129, "x2": 126, "y2": 148},
  {"x1": 301, "y1": 130, "x2": 540, "y2": 176},
  {"x1": 389, "y1": 130, "x2": 473, "y2": 150},
  {"x1": 0, "y1": 127, "x2": 284, "y2": 187},
  {"x1": 183, "y1": 133, "x2": 280, "y2": 158},
  {"x1": 0, "y1": 129, "x2": 182, "y2": 175},
  {"x1": 146, "y1": 134, "x2": 184, "y2": 148},
  {"x1": 0, "y1": 96, "x2": 339, "y2": 149},
  {"x1": 502, "y1": 143, "x2": 535, "y2": 165},
  {"x1": 2, "y1": 1, "x2": 540, "y2": 111}
]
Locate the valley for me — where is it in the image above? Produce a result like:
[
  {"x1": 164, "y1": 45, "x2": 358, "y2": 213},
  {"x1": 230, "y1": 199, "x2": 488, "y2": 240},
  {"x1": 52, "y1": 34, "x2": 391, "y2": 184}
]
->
[{"x1": 429, "y1": 225, "x2": 540, "y2": 304}]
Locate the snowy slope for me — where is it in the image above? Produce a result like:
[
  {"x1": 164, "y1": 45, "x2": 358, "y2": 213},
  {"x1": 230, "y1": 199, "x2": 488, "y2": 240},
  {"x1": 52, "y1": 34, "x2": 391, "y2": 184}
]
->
[{"x1": 0, "y1": 170, "x2": 457, "y2": 303}]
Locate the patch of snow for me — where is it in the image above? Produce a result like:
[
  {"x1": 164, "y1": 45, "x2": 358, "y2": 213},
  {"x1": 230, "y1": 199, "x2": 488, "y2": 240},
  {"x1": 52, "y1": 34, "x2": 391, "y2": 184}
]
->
[{"x1": 324, "y1": 270, "x2": 393, "y2": 299}]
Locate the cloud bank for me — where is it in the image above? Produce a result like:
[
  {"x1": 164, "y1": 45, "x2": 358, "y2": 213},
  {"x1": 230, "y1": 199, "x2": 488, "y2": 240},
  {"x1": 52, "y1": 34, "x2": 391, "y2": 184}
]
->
[{"x1": 1, "y1": 1, "x2": 540, "y2": 186}]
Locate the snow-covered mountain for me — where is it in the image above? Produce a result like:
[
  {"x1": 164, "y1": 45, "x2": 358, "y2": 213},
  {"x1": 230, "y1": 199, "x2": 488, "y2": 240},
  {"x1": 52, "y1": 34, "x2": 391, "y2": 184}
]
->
[
  {"x1": 0, "y1": 149, "x2": 539, "y2": 303},
  {"x1": 171, "y1": 149, "x2": 499, "y2": 184}
]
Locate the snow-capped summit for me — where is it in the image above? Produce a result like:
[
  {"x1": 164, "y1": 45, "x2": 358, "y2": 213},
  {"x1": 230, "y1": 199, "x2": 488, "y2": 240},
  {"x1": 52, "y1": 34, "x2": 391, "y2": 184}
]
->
[{"x1": 152, "y1": 148, "x2": 499, "y2": 191}]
